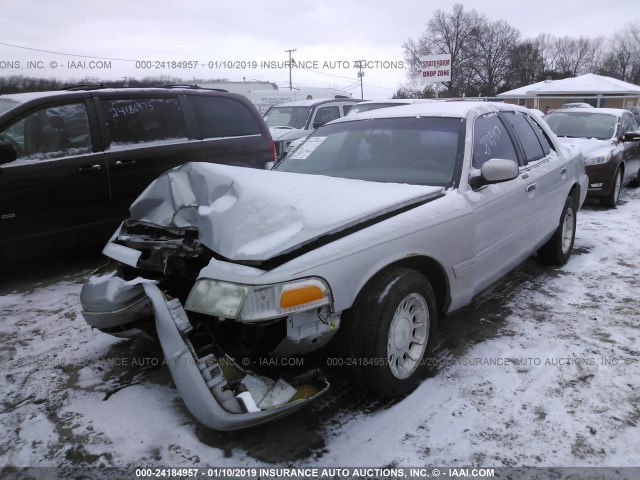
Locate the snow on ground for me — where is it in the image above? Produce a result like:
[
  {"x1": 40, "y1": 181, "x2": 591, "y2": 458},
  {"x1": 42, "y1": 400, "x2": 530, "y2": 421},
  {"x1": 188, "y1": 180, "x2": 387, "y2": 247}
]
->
[{"x1": 0, "y1": 188, "x2": 639, "y2": 469}]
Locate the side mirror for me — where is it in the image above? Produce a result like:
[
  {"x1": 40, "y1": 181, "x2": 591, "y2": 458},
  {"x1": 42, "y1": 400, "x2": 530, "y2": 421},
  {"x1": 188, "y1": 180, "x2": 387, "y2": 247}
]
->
[
  {"x1": 0, "y1": 140, "x2": 17, "y2": 165},
  {"x1": 469, "y1": 158, "x2": 519, "y2": 189},
  {"x1": 622, "y1": 131, "x2": 640, "y2": 142},
  {"x1": 264, "y1": 161, "x2": 275, "y2": 170},
  {"x1": 312, "y1": 120, "x2": 324, "y2": 129}
]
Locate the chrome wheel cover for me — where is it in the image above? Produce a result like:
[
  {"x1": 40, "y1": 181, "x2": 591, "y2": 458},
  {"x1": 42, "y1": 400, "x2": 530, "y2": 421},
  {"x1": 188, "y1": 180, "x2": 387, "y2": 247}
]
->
[
  {"x1": 387, "y1": 293, "x2": 429, "y2": 379},
  {"x1": 613, "y1": 172, "x2": 621, "y2": 204},
  {"x1": 561, "y1": 206, "x2": 576, "y2": 255}
]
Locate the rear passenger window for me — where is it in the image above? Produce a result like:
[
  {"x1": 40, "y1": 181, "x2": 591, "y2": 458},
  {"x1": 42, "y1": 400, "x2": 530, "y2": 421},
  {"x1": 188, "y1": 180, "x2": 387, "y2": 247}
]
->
[
  {"x1": 103, "y1": 98, "x2": 187, "y2": 148},
  {"x1": 472, "y1": 114, "x2": 518, "y2": 169},
  {"x1": 503, "y1": 112, "x2": 545, "y2": 163},
  {"x1": 525, "y1": 115, "x2": 553, "y2": 156},
  {"x1": 190, "y1": 96, "x2": 261, "y2": 138}
]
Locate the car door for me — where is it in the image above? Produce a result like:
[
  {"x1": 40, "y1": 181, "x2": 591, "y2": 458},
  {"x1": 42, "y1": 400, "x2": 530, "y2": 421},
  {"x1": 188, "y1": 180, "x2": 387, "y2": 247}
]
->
[
  {"x1": 620, "y1": 113, "x2": 640, "y2": 183},
  {"x1": 95, "y1": 94, "x2": 205, "y2": 217},
  {"x1": 464, "y1": 112, "x2": 538, "y2": 294},
  {"x1": 502, "y1": 111, "x2": 569, "y2": 243},
  {"x1": 0, "y1": 100, "x2": 110, "y2": 258},
  {"x1": 187, "y1": 95, "x2": 271, "y2": 169}
]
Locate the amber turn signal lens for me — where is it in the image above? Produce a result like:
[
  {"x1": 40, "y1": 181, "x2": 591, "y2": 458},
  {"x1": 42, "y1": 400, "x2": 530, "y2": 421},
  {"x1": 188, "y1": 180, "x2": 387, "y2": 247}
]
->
[{"x1": 279, "y1": 285, "x2": 324, "y2": 309}]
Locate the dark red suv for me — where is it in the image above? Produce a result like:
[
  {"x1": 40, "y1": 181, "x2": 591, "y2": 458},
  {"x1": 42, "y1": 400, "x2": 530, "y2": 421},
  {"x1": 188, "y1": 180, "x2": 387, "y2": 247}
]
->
[{"x1": 0, "y1": 87, "x2": 275, "y2": 260}]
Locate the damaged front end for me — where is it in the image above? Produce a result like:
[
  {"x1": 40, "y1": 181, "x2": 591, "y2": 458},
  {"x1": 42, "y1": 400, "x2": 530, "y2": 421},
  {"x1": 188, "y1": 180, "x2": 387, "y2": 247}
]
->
[{"x1": 80, "y1": 220, "x2": 330, "y2": 430}]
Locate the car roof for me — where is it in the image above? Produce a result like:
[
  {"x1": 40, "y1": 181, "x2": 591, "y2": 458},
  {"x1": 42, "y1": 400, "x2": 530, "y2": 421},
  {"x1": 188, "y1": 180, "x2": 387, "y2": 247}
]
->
[
  {"x1": 0, "y1": 90, "x2": 73, "y2": 103},
  {"x1": 547, "y1": 107, "x2": 628, "y2": 117},
  {"x1": 329, "y1": 100, "x2": 528, "y2": 123},
  {"x1": 271, "y1": 98, "x2": 358, "y2": 108},
  {"x1": 0, "y1": 87, "x2": 238, "y2": 104},
  {"x1": 355, "y1": 99, "x2": 436, "y2": 105}
]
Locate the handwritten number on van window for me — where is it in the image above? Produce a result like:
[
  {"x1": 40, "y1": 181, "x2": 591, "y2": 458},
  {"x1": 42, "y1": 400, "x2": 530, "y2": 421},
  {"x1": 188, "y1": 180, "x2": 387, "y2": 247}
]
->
[{"x1": 109, "y1": 102, "x2": 154, "y2": 119}]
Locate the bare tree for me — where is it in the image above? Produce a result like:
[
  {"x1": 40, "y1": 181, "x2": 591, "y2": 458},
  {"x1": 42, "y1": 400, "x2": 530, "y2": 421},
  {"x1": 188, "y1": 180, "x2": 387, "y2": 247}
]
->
[
  {"x1": 534, "y1": 33, "x2": 557, "y2": 74},
  {"x1": 553, "y1": 36, "x2": 599, "y2": 76},
  {"x1": 604, "y1": 26, "x2": 640, "y2": 82},
  {"x1": 401, "y1": 10, "x2": 640, "y2": 97},
  {"x1": 469, "y1": 20, "x2": 520, "y2": 95},
  {"x1": 402, "y1": 3, "x2": 485, "y2": 96},
  {"x1": 508, "y1": 41, "x2": 544, "y2": 88}
]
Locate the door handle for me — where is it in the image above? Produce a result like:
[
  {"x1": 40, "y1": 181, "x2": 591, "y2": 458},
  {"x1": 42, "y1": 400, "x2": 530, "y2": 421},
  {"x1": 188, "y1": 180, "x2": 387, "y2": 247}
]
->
[
  {"x1": 114, "y1": 159, "x2": 137, "y2": 168},
  {"x1": 561, "y1": 167, "x2": 567, "y2": 175},
  {"x1": 525, "y1": 183, "x2": 537, "y2": 193},
  {"x1": 77, "y1": 164, "x2": 102, "y2": 173}
]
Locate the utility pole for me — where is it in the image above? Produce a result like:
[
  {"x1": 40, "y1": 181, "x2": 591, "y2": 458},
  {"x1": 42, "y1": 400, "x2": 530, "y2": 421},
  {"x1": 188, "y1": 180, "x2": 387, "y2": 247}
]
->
[
  {"x1": 285, "y1": 49, "x2": 297, "y2": 91},
  {"x1": 355, "y1": 60, "x2": 366, "y2": 99}
]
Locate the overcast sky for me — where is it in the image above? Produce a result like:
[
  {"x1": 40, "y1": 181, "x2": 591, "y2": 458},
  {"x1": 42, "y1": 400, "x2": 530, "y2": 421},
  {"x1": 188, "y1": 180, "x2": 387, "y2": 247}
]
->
[{"x1": 1, "y1": 0, "x2": 638, "y2": 99}]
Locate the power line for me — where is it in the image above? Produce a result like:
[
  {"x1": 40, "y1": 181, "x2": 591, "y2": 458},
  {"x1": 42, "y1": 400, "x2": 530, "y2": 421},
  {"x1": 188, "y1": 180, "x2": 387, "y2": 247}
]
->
[{"x1": 0, "y1": 42, "x2": 138, "y2": 62}]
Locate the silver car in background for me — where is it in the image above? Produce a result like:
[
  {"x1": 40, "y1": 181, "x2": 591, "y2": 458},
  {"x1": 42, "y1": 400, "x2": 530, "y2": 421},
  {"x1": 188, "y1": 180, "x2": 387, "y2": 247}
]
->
[{"x1": 80, "y1": 102, "x2": 588, "y2": 430}]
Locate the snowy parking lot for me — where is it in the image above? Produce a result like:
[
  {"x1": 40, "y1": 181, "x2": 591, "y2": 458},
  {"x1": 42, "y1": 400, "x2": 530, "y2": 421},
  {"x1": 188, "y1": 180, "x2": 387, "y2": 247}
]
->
[{"x1": 1, "y1": 187, "x2": 639, "y2": 470}]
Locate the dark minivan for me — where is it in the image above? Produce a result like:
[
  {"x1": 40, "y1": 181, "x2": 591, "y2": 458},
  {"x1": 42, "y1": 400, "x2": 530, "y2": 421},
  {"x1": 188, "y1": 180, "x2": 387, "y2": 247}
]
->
[{"x1": 0, "y1": 87, "x2": 275, "y2": 260}]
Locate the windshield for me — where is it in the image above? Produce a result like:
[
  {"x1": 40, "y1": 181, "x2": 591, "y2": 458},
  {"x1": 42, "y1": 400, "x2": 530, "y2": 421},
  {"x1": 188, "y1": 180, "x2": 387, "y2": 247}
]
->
[
  {"x1": 264, "y1": 106, "x2": 312, "y2": 129},
  {"x1": 544, "y1": 112, "x2": 618, "y2": 140},
  {"x1": 0, "y1": 99, "x2": 20, "y2": 116},
  {"x1": 275, "y1": 117, "x2": 464, "y2": 187}
]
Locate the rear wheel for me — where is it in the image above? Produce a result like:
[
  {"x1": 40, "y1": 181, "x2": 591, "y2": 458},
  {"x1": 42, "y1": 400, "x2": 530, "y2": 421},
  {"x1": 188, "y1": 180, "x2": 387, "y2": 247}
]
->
[
  {"x1": 344, "y1": 268, "x2": 437, "y2": 398},
  {"x1": 538, "y1": 195, "x2": 577, "y2": 265}
]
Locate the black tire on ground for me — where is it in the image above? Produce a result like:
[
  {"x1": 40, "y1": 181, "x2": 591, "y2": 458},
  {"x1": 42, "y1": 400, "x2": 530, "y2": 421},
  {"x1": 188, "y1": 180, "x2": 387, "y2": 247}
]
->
[
  {"x1": 601, "y1": 168, "x2": 622, "y2": 208},
  {"x1": 538, "y1": 195, "x2": 577, "y2": 265},
  {"x1": 629, "y1": 168, "x2": 640, "y2": 188},
  {"x1": 342, "y1": 267, "x2": 437, "y2": 398}
]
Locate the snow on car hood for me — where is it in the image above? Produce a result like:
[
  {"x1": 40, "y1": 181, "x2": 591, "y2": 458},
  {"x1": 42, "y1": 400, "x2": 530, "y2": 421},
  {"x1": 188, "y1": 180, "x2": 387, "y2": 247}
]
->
[
  {"x1": 556, "y1": 137, "x2": 619, "y2": 158},
  {"x1": 128, "y1": 162, "x2": 444, "y2": 261},
  {"x1": 269, "y1": 127, "x2": 308, "y2": 142}
]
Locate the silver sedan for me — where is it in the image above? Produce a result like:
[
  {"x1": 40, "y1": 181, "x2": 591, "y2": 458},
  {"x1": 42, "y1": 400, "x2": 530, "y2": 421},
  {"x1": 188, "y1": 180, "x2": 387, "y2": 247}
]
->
[{"x1": 80, "y1": 102, "x2": 588, "y2": 430}]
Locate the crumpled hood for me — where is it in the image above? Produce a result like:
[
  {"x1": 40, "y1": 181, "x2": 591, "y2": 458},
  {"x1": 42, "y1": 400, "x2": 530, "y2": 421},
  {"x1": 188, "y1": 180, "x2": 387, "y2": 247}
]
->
[
  {"x1": 269, "y1": 127, "x2": 308, "y2": 142},
  {"x1": 128, "y1": 162, "x2": 443, "y2": 261},
  {"x1": 556, "y1": 137, "x2": 618, "y2": 158}
]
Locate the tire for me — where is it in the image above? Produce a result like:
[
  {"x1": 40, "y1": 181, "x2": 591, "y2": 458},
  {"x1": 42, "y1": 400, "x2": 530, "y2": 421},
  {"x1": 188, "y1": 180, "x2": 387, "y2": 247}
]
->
[
  {"x1": 602, "y1": 168, "x2": 622, "y2": 208},
  {"x1": 343, "y1": 268, "x2": 437, "y2": 398},
  {"x1": 629, "y1": 168, "x2": 640, "y2": 188},
  {"x1": 538, "y1": 195, "x2": 577, "y2": 265}
]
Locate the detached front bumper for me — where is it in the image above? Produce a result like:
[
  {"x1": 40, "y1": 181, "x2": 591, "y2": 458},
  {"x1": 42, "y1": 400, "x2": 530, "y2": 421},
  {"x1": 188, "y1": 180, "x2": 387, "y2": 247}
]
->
[{"x1": 81, "y1": 266, "x2": 329, "y2": 431}]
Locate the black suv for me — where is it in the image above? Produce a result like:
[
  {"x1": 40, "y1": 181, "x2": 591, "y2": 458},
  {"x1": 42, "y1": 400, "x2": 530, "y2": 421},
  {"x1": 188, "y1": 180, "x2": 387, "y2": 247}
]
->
[{"x1": 0, "y1": 87, "x2": 275, "y2": 260}]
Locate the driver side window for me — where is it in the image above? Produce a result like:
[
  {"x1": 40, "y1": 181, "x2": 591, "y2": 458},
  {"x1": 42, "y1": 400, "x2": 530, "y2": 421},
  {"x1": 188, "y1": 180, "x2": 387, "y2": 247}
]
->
[
  {"x1": 313, "y1": 106, "x2": 340, "y2": 128},
  {"x1": 0, "y1": 103, "x2": 92, "y2": 163},
  {"x1": 472, "y1": 114, "x2": 518, "y2": 169},
  {"x1": 622, "y1": 114, "x2": 637, "y2": 134}
]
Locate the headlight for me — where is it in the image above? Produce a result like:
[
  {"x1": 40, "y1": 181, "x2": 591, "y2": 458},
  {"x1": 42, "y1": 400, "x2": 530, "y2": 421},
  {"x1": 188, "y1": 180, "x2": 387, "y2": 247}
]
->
[
  {"x1": 185, "y1": 280, "x2": 251, "y2": 318},
  {"x1": 185, "y1": 277, "x2": 331, "y2": 322},
  {"x1": 584, "y1": 153, "x2": 611, "y2": 166}
]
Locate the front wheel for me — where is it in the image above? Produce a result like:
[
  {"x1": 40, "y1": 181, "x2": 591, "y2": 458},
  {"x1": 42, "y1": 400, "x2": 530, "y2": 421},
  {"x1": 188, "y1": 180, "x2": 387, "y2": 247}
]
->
[
  {"x1": 538, "y1": 195, "x2": 577, "y2": 265},
  {"x1": 602, "y1": 168, "x2": 622, "y2": 208},
  {"x1": 343, "y1": 268, "x2": 437, "y2": 398}
]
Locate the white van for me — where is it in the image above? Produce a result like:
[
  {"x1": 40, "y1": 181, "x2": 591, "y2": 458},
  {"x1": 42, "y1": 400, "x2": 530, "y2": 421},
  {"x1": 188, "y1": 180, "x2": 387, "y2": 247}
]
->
[
  {"x1": 264, "y1": 98, "x2": 359, "y2": 159},
  {"x1": 250, "y1": 89, "x2": 353, "y2": 114}
]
